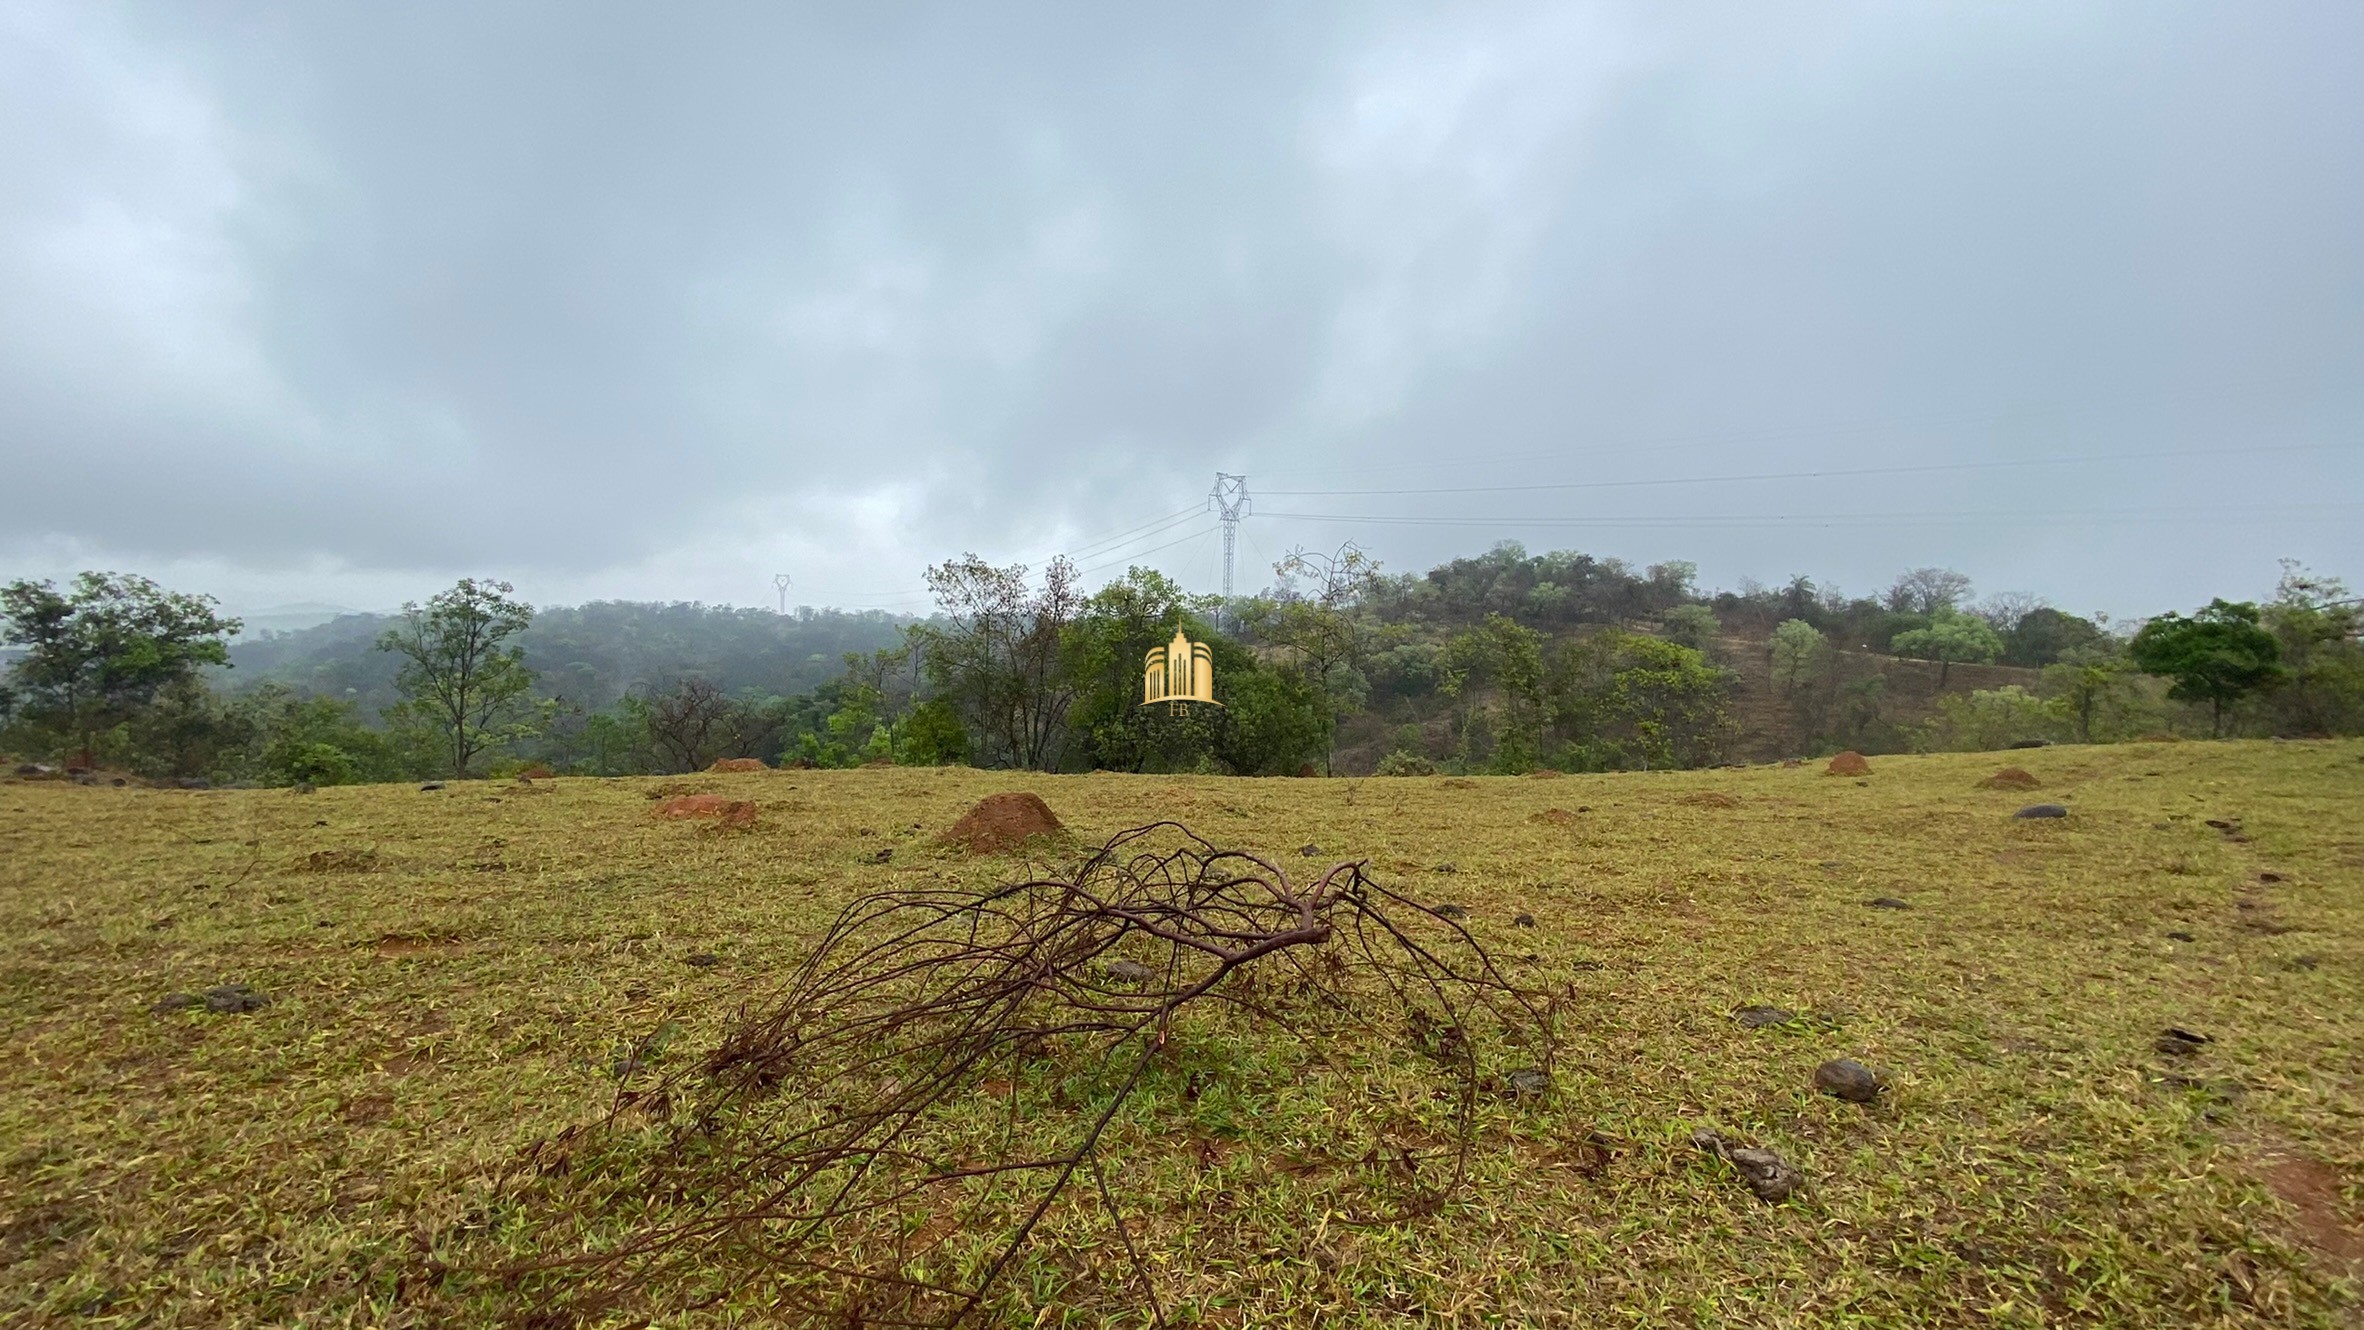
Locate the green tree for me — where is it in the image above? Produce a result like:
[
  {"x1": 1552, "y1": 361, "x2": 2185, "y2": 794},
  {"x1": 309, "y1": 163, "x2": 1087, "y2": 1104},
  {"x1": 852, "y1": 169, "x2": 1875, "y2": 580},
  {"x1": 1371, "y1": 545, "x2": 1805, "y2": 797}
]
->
[
  {"x1": 2036, "y1": 645, "x2": 2160, "y2": 744},
  {"x1": 2261, "y1": 562, "x2": 2364, "y2": 737},
  {"x1": 908, "y1": 555, "x2": 1083, "y2": 770},
  {"x1": 1440, "y1": 613, "x2": 1547, "y2": 771},
  {"x1": 1660, "y1": 603, "x2": 1721, "y2": 654},
  {"x1": 1548, "y1": 630, "x2": 1736, "y2": 770},
  {"x1": 1253, "y1": 542, "x2": 1381, "y2": 774},
  {"x1": 2127, "y1": 599, "x2": 2284, "y2": 737},
  {"x1": 1768, "y1": 619, "x2": 1828, "y2": 693},
  {"x1": 377, "y1": 578, "x2": 540, "y2": 777},
  {"x1": 0, "y1": 572, "x2": 242, "y2": 759},
  {"x1": 2003, "y1": 606, "x2": 2106, "y2": 667},
  {"x1": 1889, "y1": 610, "x2": 2005, "y2": 688},
  {"x1": 1918, "y1": 685, "x2": 2061, "y2": 752}
]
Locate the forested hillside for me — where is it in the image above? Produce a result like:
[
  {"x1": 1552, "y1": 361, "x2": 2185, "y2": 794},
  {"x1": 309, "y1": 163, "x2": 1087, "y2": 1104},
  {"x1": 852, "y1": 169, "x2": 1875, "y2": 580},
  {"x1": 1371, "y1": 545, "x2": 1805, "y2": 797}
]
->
[{"x1": 6, "y1": 547, "x2": 2356, "y2": 784}]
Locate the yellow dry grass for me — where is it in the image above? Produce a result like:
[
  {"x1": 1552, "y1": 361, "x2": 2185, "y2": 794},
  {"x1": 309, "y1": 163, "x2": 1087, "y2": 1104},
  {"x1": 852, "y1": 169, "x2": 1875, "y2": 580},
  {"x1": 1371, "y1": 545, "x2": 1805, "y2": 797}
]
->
[{"x1": 2, "y1": 741, "x2": 2360, "y2": 1327}]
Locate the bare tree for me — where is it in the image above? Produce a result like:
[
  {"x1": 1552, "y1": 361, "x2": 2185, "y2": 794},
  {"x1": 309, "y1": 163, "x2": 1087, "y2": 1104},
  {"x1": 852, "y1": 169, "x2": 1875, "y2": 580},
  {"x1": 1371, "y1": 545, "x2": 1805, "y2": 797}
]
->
[
  {"x1": 1885, "y1": 567, "x2": 1974, "y2": 615},
  {"x1": 638, "y1": 676, "x2": 743, "y2": 773},
  {"x1": 1972, "y1": 590, "x2": 2047, "y2": 634},
  {"x1": 1257, "y1": 541, "x2": 1381, "y2": 773}
]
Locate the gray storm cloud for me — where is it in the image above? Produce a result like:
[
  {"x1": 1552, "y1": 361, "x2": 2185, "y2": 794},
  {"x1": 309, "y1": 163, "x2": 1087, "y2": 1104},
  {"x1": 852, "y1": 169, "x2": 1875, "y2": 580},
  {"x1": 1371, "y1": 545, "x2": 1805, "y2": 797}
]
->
[{"x1": 2, "y1": 1, "x2": 2359, "y2": 616}]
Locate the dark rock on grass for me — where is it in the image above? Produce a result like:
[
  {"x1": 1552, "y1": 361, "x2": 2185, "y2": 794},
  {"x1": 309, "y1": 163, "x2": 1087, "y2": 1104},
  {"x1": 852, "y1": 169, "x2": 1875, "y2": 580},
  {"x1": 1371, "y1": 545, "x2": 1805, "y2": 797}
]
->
[
  {"x1": 1514, "y1": 912, "x2": 1536, "y2": 928},
  {"x1": 152, "y1": 992, "x2": 203, "y2": 1014},
  {"x1": 869, "y1": 847, "x2": 893, "y2": 864},
  {"x1": 1299, "y1": 843, "x2": 1321, "y2": 857},
  {"x1": 1504, "y1": 1067, "x2": 1552, "y2": 1098},
  {"x1": 202, "y1": 983, "x2": 271, "y2": 1014},
  {"x1": 1691, "y1": 1129, "x2": 1803, "y2": 1202},
  {"x1": 2166, "y1": 930, "x2": 2196, "y2": 942},
  {"x1": 1733, "y1": 1005, "x2": 1795, "y2": 1029},
  {"x1": 419, "y1": 782, "x2": 446, "y2": 792},
  {"x1": 1102, "y1": 959, "x2": 1157, "y2": 984},
  {"x1": 2259, "y1": 871, "x2": 2285, "y2": 883},
  {"x1": 1433, "y1": 863, "x2": 1459, "y2": 875},
  {"x1": 2008, "y1": 738, "x2": 2051, "y2": 749},
  {"x1": 2155, "y1": 1027, "x2": 2211, "y2": 1057},
  {"x1": 1866, "y1": 897, "x2": 1910, "y2": 910},
  {"x1": 2285, "y1": 954, "x2": 2321, "y2": 971},
  {"x1": 13, "y1": 762, "x2": 51, "y2": 777},
  {"x1": 2013, "y1": 803, "x2": 2069, "y2": 819},
  {"x1": 1432, "y1": 903, "x2": 1470, "y2": 920},
  {"x1": 1813, "y1": 1058, "x2": 1883, "y2": 1103},
  {"x1": 685, "y1": 953, "x2": 720, "y2": 968}
]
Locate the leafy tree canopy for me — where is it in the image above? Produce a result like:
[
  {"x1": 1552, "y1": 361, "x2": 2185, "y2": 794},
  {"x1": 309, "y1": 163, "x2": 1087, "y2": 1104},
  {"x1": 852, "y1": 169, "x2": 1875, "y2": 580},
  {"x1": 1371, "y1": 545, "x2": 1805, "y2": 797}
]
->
[{"x1": 2127, "y1": 599, "x2": 2284, "y2": 736}]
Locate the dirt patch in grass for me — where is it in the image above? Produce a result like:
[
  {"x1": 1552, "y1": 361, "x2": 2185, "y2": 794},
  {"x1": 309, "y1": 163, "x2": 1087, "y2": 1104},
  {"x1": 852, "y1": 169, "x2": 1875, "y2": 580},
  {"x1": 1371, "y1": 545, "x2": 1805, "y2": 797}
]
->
[
  {"x1": 1676, "y1": 791, "x2": 1738, "y2": 809},
  {"x1": 654, "y1": 794, "x2": 757, "y2": 827},
  {"x1": 1825, "y1": 750, "x2": 1871, "y2": 776},
  {"x1": 301, "y1": 848, "x2": 377, "y2": 872},
  {"x1": 938, "y1": 792, "x2": 1063, "y2": 853},
  {"x1": 371, "y1": 933, "x2": 465, "y2": 958},
  {"x1": 1979, "y1": 767, "x2": 2043, "y2": 790},
  {"x1": 2253, "y1": 1147, "x2": 2364, "y2": 1266}
]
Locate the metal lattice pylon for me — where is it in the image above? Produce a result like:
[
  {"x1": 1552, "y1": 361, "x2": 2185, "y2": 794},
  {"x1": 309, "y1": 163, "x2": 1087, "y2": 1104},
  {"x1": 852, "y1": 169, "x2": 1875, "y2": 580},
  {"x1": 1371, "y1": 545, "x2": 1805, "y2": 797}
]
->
[{"x1": 1208, "y1": 473, "x2": 1250, "y2": 599}]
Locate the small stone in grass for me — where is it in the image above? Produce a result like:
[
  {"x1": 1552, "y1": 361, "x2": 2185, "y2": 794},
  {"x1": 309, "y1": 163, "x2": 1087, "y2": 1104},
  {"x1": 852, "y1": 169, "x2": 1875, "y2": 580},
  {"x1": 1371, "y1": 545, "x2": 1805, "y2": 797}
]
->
[
  {"x1": 1432, "y1": 903, "x2": 1469, "y2": 920},
  {"x1": 1733, "y1": 1005, "x2": 1794, "y2": 1029},
  {"x1": 1103, "y1": 959, "x2": 1156, "y2": 984},
  {"x1": 2166, "y1": 930, "x2": 2196, "y2": 942},
  {"x1": 1299, "y1": 843, "x2": 1321, "y2": 857},
  {"x1": 1691, "y1": 1129, "x2": 1802, "y2": 1202},
  {"x1": 2013, "y1": 803, "x2": 2068, "y2": 819},
  {"x1": 1505, "y1": 1068, "x2": 1551, "y2": 1098},
  {"x1": 685, "y1": 953, "x2": 719, "y2": 968},
  {"x1": 1514, "y1": 912, "x2": 1536, "y2": 928},
  {"x1": 1813, "y1": 1058, "x2": 1882, "y2": 1103},
  {"x1": 203, "y1": 983, "x2": 271, "y2": 1014},
  {"x1": 419, "y1": 781, "x2": 445, "y2": 792},
  {"x1": 2258, "y1": 871, "x2": 2284, "y2": 883},
  {"x1": 151, "y1": 992, "x2": 202, "y2": 1014},
  {"x1": 2155, "y1": 1027, "x2": 2211, "y2": 1057},
  {"x1": 1866, "y1": 897, "x2": 1910, "y2": 910},
  {"x1": 1433, "y1": 862, "x2": 1459, "y2": 874}
]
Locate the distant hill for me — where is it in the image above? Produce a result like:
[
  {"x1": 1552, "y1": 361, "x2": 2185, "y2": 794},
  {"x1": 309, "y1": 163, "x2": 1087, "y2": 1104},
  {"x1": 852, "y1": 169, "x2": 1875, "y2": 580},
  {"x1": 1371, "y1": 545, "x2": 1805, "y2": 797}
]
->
[{"x1": 226, "y1": 602, "x2": 915, "y2": 718}]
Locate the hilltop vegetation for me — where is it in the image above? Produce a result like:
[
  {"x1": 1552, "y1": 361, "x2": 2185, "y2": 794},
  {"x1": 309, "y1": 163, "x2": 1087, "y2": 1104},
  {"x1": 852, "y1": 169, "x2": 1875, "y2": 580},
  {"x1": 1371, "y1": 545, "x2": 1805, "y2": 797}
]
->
[
  {"x1": 0, "y1": 741, "x2": 2358, "y2": 1324},
  {"x1": 3, "y1": 548, "x2": 2358, "y2": 785}
]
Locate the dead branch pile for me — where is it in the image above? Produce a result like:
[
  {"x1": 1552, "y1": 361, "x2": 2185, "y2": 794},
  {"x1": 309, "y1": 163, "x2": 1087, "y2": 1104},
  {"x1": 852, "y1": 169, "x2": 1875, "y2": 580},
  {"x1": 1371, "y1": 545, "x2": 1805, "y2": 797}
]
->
[{"x1": 510, "y1": 822, "x2": 1553, "y2": 1327}]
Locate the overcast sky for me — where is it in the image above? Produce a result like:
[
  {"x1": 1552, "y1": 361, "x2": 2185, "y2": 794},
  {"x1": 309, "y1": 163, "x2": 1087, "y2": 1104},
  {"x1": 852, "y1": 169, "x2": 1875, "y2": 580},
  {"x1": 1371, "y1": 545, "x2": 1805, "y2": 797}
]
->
[{"x1": 4, "y1": 2, "x2": 2359, "y2": 622}]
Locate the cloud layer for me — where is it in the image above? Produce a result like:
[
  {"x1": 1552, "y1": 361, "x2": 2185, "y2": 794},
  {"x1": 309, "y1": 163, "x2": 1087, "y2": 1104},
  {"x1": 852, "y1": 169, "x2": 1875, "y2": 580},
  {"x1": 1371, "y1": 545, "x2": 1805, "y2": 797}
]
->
[{"x1": 4, "y1": 1, "x2": 2360, "y2": 617}]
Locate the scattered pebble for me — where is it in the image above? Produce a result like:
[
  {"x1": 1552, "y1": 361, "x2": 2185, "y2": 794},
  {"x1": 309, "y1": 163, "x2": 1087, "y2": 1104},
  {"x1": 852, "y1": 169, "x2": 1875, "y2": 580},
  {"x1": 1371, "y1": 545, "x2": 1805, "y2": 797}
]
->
[
  {"x1": 1299, "y1": 843, "x2": 1321, "y2": 857},
  {"x1": 1103, "y1": 959, "x2": 1157, "y2": 984},
  {"x1": 2155, "y1": 1027, "x2": 2211, "y2": 1057},
  {"x1": 1433, "y1": 863, "x2": 1459, "y2": 875},
  {"x1": 2012, "y1": 804, "x2": 2069, "y2": 819},
  {"x1": 1514, "y1": 913, "x2": 1536, "y2": 928},
  {"x1": 1505, "y1": 1068, "x2": 1552, "y2": 1098},
  {"x1": 1866, "y1": 897, "x2": 1910, "y2": 910},
  {"x1": 1432, "y1": 903, "x2": 1469, "y2": 920},
  {"x1": 2259, "y1": 872, "x2": 2284, "y2": 883},
  {"x1": 685, "y1": 953, "x2": 720, "y2": 968},
  {"x1": 869, "y1": 847, "x2": 893, "y2": 864},
  {"x1": 1813, "y1": 1058, "x2": 1883, "y2": 1103},
  {"x1": 419, "y1": 782, "x2": 446, "y2": 792},
  {"x1": 1733, "y1": 1005, "x2": 1794, "y2": 1029},
  {"x1": 2166, "y1": 930, "x2": 2196, "y2": 942},
  {"x1": 1691, "y1": 1129, "x2": 1803, "y2": 1202},
  {"x1": 203, "y1": 983, "x2": 271, "y2": 1014},
  {"x1": 151, "y1": 993, "x2": 202, "y2": 1014}
]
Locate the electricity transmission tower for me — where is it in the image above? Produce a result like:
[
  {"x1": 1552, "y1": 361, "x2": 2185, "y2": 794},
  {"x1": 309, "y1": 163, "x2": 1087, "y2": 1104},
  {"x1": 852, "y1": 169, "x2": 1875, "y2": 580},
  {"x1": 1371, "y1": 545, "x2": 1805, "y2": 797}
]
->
[
  {"x1": 1208, "y1": 473, "x2": 1250, "y2": 599},
  {"x1": 773, "y1": 573, "x2": 793, "y2": 615}
]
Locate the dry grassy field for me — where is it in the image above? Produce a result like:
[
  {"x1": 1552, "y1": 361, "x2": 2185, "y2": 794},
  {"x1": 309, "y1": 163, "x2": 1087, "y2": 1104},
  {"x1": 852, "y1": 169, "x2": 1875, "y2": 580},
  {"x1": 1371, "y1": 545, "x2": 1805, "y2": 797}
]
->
[{"x1": 3, "y1": 741, "x2": 2361, "y2": 1327}]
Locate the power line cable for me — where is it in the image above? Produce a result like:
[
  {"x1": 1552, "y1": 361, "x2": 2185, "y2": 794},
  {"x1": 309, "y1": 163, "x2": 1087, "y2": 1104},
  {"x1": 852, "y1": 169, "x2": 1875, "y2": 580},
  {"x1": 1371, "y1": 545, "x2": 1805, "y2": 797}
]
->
[{"x1": 1259, "y1": 440, "x2": 2359, "y2": 499}]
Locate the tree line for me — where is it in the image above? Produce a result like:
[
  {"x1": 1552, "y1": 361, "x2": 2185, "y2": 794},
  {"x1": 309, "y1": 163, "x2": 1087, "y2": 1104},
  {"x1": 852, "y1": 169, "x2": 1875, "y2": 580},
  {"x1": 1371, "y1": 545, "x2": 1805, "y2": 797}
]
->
[{"x1": 4, "y1": 547, "x2": 2357, "y2": 784}]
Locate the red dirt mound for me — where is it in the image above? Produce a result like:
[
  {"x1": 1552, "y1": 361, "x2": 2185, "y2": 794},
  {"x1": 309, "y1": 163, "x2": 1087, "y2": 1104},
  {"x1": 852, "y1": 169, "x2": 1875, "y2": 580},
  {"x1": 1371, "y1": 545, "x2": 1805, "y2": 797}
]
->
[
  {"x1": 939, "y1": 793, "x2": 1063, "y2": 854},
  {"x1": 1825, "y1": 751, "x2": 1872, "y2": 776},
  {"x1": 655, "y1": 795, "x2": 757, "y2": 828},
  {"x1": 708, "y1": 757, "x2": 768, "y2": 773},
  {"x1": 1979, "y1": 767, "x2": 2041, "y2": 791}
]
